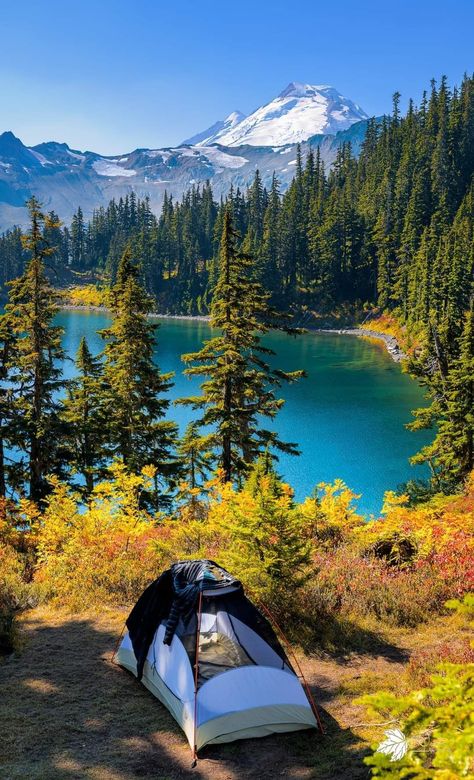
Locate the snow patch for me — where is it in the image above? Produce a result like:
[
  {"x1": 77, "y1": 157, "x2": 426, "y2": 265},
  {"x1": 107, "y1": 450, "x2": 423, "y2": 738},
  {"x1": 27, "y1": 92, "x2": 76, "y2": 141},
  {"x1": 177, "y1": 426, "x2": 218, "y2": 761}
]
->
[
  {"x1": 67, "y1": 150, "x2": 86, "y2": 161},
  {"x1": 29, "y1": 149, "x2": 52, "y2": 166},
  {"x1": 145, "y1": 150, "x2": 172, "y2": 162},
  {"x1": 93, "y1": 159, "x2": 136, "y2": 177},
  {"x1": 199, "y1": 147, "x2": 248, "y2": 168}
]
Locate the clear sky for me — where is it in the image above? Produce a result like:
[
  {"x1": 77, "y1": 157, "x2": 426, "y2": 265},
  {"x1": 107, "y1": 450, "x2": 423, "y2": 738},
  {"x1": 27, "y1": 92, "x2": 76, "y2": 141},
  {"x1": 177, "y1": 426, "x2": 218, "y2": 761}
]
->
[{"x1": 1, "y1": 0, "x2": 473, "y2": 155}]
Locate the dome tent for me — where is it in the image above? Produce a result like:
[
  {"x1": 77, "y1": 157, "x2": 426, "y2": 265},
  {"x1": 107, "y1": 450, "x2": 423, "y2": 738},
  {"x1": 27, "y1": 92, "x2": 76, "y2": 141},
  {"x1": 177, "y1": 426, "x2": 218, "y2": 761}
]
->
[{"x1": 116, "y1": 560, "x2": 322, "y2": 759}]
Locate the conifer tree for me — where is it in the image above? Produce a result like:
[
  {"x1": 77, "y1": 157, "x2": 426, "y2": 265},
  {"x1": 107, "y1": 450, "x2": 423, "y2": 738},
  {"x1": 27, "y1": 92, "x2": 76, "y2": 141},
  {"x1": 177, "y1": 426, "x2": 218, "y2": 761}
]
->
[
  {"x1": 100, "y1": 246, "x2": 178, "y2": 506},
  {"x1": 178, "y1": 209, "x2": 304, "y2": 483},
  {"x1": 62, "y1": 337, "x2": 107, "y2": 496},
  {"x1": 238, "y1": 454, "x2": 311, "y2": 590},
  {"x1": 1, "y1": 197, "x2": 67, "y2": 502},
  {"x1": 410, "y1": 306, "x2": 474, "y2": 487},
  {"x1": 177, "y1": 422, "x2": 214, "y2": 491}
]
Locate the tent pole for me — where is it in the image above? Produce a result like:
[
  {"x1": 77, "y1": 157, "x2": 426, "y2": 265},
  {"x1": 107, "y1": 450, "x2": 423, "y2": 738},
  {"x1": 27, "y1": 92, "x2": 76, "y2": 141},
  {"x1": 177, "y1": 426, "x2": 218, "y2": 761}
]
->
[
  {"x1": 111, "y1": 621, "x2": 127, "y2": 665},
  {"x1": 191, "y1": 588, "x2": 203, "y2": 767},
  {"x1": 257, "y1": 600, "x2": 325, "y2": 735}
]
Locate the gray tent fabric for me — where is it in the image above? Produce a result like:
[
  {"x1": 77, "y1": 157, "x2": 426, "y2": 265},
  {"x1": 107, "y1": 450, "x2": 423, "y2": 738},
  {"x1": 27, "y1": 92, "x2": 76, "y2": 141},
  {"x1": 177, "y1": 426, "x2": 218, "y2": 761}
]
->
[{"x1": 116, "y1": 560, "x2": 321, "y2": 755}]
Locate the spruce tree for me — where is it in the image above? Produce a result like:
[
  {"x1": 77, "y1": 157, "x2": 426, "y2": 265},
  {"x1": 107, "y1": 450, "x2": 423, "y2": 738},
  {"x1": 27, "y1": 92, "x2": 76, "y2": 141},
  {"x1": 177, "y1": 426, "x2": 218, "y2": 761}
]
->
[
  {"x1": 62, "y1": 337, "x2": 107, "y2": 496},
  {"x1": 1, "y1": 197, "x2": 67, "y2": 502},
  {"x1": 177, "y1": 422, "x2": 214, "y2": 491},
  {"x1": 410, "y1": 306, "x2": 474, "y2": 487},
  {"x1": 178, "y1": 208, "x2": 304, "y2": 483},
  {"x1": 100, "y1": 246, "x2": 178, "y2": 506}
]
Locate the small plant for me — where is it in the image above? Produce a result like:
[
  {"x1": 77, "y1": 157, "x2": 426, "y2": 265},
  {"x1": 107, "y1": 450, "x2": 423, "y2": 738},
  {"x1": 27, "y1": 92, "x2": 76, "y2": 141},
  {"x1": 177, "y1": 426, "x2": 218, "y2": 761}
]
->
[{"x1": 359, "y1": 594, "x2": 474, "y2": 778}]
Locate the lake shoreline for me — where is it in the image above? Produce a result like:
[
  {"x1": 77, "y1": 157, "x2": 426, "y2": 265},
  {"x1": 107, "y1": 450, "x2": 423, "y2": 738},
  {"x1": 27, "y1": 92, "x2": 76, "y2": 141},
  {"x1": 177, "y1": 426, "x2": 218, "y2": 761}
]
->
[{"x1": 59, "y1": 304, "x2": 406, "y2": 362}]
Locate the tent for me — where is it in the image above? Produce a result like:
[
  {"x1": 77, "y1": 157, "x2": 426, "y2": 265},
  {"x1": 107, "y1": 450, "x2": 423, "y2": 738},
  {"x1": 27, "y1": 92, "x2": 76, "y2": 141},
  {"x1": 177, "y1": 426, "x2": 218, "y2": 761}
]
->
[{"x1": 116, "y1": 559, "x2": 322, "y2": 759}]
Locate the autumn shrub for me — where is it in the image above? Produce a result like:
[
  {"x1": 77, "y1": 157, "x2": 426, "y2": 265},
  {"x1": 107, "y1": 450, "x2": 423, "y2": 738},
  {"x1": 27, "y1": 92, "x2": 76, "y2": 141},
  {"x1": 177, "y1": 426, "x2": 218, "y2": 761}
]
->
[
  {"x1": 359, "y1": 312, "x2": 421, "y2": 355},
  {"x1": 303, "y1": 548, "x2": 450, "y2": 628},
  {"x1": 0, "y1": 542, "x2": 32, "y2": 652},
  {"x1": 63, "y1": 284, "x2": 105, "y2": 307},
  {"x1": 406, "y1": 639, "x2": 474, "y2": 687},
  {"x1": 355, "y1": 478, "x2": 474, "y2": 605},
  {"x1": 360, "y1": 478, "x2": 474, "y2": 559},
  {"x1": 34, "y1": 463, "x2": 164, "y2": 609},
  {"x1": 299, "y1": 479, "x2": 364, "y2": 548},
  {"x1": 0, "y1": 499, "x2": 38, "y2": 651}
]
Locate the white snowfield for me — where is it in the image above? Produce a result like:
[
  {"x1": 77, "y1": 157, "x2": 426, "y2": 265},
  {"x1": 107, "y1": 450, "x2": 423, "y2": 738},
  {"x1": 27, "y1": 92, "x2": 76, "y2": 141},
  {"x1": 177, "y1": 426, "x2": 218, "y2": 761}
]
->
[
  {"x1": 195, "y1": 82, "x2": 367, "y2": 148},
  {"x1": 93, "y1": 159, "x2": 137, "y2": 177},
  {"x1": 179, "y1": 147, "x2": 248, "y2": 169}
]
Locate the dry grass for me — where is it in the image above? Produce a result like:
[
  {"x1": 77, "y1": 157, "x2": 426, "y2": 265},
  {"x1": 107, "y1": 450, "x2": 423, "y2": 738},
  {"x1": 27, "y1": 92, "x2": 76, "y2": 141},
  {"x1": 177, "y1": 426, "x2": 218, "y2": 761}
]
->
[{"x1": 0, "y1": 606, "x2": 468, "y2": 780}]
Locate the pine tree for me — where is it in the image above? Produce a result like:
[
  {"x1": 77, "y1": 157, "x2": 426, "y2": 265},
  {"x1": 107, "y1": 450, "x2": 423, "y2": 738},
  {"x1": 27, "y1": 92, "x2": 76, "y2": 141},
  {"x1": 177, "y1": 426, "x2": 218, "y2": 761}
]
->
[
  {"x1": 1, "y1": 197, "x2": 67, "y2": 502},
  {"x1": 261, "y1": 174, "x2": 281, "y2": 295},
  {"x1": 242, "y1": 455, "x2": 311, "y2": 589},
  {"x1": 178, "y1": 208, "x2": 304, "y2": 483},
  {"x1": 100, "y1": 246, "x2": 178, "y2": 506},
  {"x1": 62, "y1": 337, "x2": 107, "y2": 496},
  {"x1": 70, "y1": 206, "x2": 86, "y2": 269},
  {"x1": 410, "y1": 306, "x2": 474, "y2": 487},
  {"x1": 177, "y1": 422, "x2": 214, "y2": 491}
]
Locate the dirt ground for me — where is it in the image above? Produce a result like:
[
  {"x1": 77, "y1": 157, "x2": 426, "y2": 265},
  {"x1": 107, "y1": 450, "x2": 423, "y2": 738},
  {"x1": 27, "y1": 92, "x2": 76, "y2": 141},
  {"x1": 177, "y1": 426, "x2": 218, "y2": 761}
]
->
[{"x1": 0, "y1": 606, "x2": 455, "y2": 780}]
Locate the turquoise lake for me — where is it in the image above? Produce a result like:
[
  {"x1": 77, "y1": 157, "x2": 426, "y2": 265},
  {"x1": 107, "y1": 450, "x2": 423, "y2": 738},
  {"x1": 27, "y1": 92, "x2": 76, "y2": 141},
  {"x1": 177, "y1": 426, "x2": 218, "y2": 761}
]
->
[{"x1": 57, "y1": 310, "x2": 432, "y2": 516}]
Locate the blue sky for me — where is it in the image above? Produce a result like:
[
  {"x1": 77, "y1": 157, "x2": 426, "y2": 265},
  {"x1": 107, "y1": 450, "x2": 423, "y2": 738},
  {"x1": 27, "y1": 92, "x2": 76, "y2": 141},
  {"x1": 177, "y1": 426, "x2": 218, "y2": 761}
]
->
[{"x1": 1, "y1": 0, "x2": 473, "y2": 154}]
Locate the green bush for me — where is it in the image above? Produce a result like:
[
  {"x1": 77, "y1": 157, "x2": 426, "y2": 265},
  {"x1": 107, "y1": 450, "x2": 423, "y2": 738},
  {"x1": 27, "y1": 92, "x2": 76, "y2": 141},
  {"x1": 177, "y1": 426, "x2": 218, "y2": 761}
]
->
[{"x1": 359, "y1": 594, "x2": 474, "y2": 778}]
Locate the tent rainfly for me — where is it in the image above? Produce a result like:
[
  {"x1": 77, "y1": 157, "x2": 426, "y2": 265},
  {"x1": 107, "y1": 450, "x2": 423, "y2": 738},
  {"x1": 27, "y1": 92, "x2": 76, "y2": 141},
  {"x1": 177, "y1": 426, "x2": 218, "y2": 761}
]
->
[{"x1": 116, "y1": 560, "x2": 322, "y2": 760}]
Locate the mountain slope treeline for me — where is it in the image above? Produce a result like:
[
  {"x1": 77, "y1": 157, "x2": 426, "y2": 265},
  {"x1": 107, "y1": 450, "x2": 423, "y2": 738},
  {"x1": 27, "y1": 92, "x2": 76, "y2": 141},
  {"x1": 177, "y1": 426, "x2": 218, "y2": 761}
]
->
[{"x1": 1, "y1": 76, "x2": 473, "y2": 321}]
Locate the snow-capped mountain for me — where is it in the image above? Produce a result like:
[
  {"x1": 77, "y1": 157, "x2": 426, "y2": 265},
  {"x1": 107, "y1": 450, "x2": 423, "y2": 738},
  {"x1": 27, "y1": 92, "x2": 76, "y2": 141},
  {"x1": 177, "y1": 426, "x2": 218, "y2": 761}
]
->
[
  {"x1": 0, "y1": 82, "x2": 373, "y2": 232},
  {"x1": 0, "y1": 118, "x2": 372, "y2": 233},
  {"x1": 182, "y1": 111, "x2": 246, "y2": 146},
  {"x1": 188, "y1": 82, "x2": 368, "y2": 148}
]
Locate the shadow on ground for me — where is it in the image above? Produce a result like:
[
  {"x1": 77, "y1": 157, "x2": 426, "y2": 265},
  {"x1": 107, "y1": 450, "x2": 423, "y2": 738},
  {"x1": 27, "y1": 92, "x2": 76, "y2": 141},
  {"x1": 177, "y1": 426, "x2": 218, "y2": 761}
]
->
[
  {"x1": 0, "y1": 609, "x2": 371, "y2": 780},
  {"x1": 296, "y1": 612, "x2": 410, "y2": 665}
]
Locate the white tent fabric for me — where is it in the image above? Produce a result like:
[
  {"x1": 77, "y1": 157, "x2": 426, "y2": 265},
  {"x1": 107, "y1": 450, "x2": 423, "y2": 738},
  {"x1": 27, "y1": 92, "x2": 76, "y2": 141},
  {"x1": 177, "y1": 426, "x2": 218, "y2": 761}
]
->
[{"x1": 117, "y1": 614, "x2": 318, "y2": 751}]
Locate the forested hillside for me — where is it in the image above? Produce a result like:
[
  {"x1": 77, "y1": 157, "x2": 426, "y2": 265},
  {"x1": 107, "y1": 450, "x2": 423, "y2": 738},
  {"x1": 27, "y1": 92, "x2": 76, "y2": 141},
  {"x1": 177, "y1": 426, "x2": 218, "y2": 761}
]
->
[{"x1": 1, "y1": 76, "x2": 472, "y2": 321}]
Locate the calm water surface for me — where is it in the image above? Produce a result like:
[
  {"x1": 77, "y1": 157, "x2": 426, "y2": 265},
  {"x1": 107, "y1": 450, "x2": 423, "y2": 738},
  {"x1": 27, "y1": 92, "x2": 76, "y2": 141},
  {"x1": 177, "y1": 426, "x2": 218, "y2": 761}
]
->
[{"x1": 57, "y1": 310, "x2": 432, "y2": 515}]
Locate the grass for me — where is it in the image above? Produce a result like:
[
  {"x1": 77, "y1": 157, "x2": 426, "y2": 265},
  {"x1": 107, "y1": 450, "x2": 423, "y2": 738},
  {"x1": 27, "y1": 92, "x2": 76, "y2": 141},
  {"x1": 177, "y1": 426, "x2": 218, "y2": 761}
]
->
[{"x1": 0, "y1": 606, "x2": 470, "y2": 780}]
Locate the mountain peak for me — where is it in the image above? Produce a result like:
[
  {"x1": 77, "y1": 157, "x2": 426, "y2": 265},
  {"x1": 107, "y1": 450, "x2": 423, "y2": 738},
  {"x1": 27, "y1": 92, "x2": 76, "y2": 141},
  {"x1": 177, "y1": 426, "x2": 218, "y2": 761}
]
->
[
  {"x1": 279, "y1": 82, "x2": 331, "y2": 98},
  {"x1": 214, "y1": 83, "x2": 368, "y2": 147},
  {"x1": 0, "y1": 130, "x2": 26, "y2": 151},
  {"x1": 181, "y1": 110, "x2": 246, "y2": 147}
]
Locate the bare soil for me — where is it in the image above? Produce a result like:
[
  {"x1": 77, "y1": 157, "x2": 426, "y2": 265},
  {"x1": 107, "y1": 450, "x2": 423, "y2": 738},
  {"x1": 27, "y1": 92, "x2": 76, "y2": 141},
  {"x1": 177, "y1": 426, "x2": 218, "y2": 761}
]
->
[{"x1": 0, "y1": 607, "x2": 459, "y2": 780}]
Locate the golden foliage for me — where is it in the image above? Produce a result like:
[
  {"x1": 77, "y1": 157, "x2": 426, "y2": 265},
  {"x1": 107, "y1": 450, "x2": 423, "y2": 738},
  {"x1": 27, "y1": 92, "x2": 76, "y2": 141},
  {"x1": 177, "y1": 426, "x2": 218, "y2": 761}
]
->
[
  {"x1": 359, "y1": 472, "x2": 474, "y2": 563},
  {"x1": 34, "y1": 462, "x2": 163, "y2": 608},
  {"x1": 61, "y1": 284, "x2": 105, "y2": 308}
]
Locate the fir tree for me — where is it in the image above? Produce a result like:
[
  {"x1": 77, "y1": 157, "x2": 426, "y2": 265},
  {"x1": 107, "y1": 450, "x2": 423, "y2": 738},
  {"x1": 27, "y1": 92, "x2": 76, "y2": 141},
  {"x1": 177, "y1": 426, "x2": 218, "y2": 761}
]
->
[
  {"x1": 177, "y1": 421, "x2": 214, "y2": 491},
  {"x1": 410, "y1": 306, "x2": 474, "y2": 487},
  {"x1": 62, "y1": 337, "x2": 107, "y2": 496},
  {"x1": 100, "y1": 246, "x2": 179, "y2": 506},
  {"x1": 1, "y1": 197, "x2": 67, "y2": 502},
  {"x1": 242, "y1": 455, "x2": 311, "y2": 589},
  {"x1": 178, "y1": 208, "x2": 304, "y2": 483}
]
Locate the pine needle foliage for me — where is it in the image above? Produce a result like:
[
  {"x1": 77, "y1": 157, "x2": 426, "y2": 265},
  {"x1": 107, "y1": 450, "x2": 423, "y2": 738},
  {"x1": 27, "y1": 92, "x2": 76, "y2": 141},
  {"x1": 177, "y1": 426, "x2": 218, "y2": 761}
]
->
[
  {"x1": 1, "y1": 197, "x2": 67, "y2": 502},
  {"x1": 178, "y1": 208, "x2": 304, "y2": 483}
]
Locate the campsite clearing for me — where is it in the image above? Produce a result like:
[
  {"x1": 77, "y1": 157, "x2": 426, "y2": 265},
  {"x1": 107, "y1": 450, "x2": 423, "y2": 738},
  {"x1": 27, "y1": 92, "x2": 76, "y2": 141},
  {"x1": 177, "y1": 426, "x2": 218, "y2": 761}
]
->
[{"x1": 0, "y1": 606, "x2": 467, "y2": 780}]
